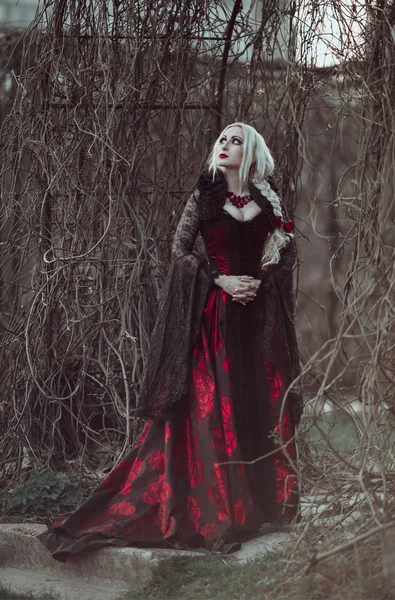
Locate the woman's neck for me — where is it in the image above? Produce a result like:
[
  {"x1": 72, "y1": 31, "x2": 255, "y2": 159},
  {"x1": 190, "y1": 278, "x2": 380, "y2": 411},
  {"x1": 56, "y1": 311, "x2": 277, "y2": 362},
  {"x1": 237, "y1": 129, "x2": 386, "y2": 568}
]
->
[{"x1": 223, "y1": 169, "x2": 249, "y2": 196}]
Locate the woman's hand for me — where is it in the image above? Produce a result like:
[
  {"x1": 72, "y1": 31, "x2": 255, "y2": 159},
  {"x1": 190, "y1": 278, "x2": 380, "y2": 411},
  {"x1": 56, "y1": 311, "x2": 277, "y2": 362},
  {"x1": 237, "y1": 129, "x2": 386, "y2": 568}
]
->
[{"x1": 215, "y1": 275, "x2": 260, "y2": 305}]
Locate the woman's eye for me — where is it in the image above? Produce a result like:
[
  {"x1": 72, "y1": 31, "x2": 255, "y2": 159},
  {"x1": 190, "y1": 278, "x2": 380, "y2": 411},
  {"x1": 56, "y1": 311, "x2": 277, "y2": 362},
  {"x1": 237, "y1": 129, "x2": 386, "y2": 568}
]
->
[{"x1": 219, "y1": 137, "x2": 242, "y2": 145}]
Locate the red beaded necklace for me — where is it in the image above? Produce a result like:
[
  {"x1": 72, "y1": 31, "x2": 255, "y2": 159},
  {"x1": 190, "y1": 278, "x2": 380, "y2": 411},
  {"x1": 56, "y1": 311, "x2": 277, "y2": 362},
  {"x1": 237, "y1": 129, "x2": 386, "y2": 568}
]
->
[{"x1": 226, "y1": 190, "x2": 253, "y2": 209}]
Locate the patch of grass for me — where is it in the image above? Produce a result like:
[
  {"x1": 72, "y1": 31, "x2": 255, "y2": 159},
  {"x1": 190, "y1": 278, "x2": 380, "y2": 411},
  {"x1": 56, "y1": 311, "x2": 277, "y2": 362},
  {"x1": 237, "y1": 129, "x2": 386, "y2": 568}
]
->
[
  {"x1": 2, "y1": 468, "x2": 83, "y2": 518},
  {"x1": 117, "y1": 530, "x2": 395, "y2": 600},
  {"x1": 305, "y1": 411, "x2": 360, "y2": 455},
  {"x1": 304, "y1": 409, "x2": 395, "y2": 457},
  {"x1": 117, "y1": 549, "x2": 285, "y2": 600},
  {"x1": 0, "y1": 584, "x2": 58, "y2": 600}
]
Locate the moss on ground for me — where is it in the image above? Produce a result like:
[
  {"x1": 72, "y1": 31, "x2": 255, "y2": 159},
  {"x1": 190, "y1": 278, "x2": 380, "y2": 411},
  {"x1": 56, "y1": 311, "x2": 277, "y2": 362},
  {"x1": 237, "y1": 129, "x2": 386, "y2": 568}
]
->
[{"x1": 0, "y1": 585, "x2": 58, "y2": 600}]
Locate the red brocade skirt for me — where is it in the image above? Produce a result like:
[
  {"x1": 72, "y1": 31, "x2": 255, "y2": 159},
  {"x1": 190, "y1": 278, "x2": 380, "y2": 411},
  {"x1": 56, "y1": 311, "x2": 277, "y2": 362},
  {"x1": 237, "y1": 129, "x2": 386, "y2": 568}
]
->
[{"x1": 38, "y1": 288, "x2": 299, "y2": 561}]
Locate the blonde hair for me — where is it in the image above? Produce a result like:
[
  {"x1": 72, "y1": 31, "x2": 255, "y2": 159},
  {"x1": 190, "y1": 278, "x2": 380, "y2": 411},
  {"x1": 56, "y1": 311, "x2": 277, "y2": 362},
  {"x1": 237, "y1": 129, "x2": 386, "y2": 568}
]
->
[{"x1": 206, "y1": 122, "x2": 293, "y2": 268}]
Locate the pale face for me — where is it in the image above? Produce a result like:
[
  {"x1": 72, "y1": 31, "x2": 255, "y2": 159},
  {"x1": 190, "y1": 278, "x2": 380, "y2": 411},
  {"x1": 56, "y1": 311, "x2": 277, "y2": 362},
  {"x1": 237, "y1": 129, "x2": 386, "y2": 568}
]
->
[{"x1": 215, "y1": 125, "x2": 244, "y2": 170}]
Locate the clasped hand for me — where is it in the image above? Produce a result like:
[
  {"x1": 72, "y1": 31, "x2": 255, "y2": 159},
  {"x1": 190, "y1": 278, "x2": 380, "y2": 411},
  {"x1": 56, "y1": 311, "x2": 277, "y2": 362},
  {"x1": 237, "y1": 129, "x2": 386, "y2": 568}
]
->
[{"x1": 217, "y1": 275, "x2": 261, "y2": 305}]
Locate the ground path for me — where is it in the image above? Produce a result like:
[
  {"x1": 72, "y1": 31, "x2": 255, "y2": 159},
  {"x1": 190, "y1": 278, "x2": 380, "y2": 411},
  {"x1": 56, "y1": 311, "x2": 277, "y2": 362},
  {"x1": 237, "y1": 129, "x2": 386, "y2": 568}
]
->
[{"x1": 0, "y1": 523, "x2": 292, "y2": 600}]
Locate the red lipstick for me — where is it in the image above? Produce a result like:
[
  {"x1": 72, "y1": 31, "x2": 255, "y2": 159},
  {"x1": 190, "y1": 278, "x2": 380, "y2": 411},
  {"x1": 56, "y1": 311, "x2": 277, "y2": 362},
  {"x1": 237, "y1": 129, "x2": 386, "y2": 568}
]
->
[{"x1": 219, "y1": 153, "x2": 228, "y2": 158}]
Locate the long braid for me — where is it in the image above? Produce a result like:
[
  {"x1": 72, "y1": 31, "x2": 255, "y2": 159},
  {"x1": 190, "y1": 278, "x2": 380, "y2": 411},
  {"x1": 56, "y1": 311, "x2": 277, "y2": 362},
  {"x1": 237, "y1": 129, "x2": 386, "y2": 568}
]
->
[{"x1": 252, "y1": 178, "x2": 294, "y2": 269}]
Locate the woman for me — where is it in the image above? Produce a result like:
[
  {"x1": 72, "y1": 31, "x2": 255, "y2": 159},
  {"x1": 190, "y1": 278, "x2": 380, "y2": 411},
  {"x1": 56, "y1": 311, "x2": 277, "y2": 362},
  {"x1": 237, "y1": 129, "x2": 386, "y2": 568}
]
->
[{"x1": 38, "y1": 122, "x2": 303, "y2": 561}]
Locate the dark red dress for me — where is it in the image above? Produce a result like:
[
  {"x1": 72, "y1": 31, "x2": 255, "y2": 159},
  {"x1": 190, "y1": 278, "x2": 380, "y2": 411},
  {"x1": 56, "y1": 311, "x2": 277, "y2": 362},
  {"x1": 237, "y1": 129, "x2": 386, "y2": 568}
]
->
[{"x1": 38, "y1": 179, "x2": 301, "y2": 561}]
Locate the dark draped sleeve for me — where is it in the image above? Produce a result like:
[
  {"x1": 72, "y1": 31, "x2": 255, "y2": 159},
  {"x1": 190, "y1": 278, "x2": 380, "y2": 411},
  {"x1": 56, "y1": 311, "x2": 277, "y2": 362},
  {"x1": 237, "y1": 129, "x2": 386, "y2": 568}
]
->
[{"x1": 135, "y1": 190, "x2": 214, "y2": 420}]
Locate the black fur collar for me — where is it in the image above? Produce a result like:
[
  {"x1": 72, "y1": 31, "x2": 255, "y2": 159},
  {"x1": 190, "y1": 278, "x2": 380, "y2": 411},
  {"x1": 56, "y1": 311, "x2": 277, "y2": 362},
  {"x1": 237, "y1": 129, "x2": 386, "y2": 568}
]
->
[{"x1": 196, "y1": 169, "x2": 275, "y2": 223}]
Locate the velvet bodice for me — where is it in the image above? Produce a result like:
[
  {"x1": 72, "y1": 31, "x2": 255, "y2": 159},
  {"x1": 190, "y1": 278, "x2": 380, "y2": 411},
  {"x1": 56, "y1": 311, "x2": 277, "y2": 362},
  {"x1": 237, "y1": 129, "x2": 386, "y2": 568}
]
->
[{"x1": 201, "y1": 209, "x2": 271, "y2": 278}]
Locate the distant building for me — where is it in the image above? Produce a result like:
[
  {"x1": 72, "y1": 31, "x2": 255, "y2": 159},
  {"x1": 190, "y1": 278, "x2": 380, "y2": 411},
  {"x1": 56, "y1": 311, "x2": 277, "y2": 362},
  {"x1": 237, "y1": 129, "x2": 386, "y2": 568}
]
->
[
  {"x1": 0, "y1": 0, "x2": 362, "y2": 67},
  {"x1": 0, "y1": 0, "x2": 38, "y2": 26},
  {"x1": 0, "y1": 0, "x2": 290, "y2": 63}
]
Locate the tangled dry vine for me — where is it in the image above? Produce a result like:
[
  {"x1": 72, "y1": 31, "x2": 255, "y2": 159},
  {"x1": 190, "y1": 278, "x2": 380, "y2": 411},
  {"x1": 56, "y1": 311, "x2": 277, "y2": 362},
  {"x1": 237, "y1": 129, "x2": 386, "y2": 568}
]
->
[{"x1": 1, "y1": 0, "x2": 395, "y2": 592}]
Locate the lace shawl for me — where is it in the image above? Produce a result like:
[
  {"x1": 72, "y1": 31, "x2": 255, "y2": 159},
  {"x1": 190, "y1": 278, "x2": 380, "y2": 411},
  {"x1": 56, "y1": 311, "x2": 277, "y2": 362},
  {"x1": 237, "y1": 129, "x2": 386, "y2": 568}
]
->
[{"x1": 136, "y1": 174, "x2": 303, "y2": 424}]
